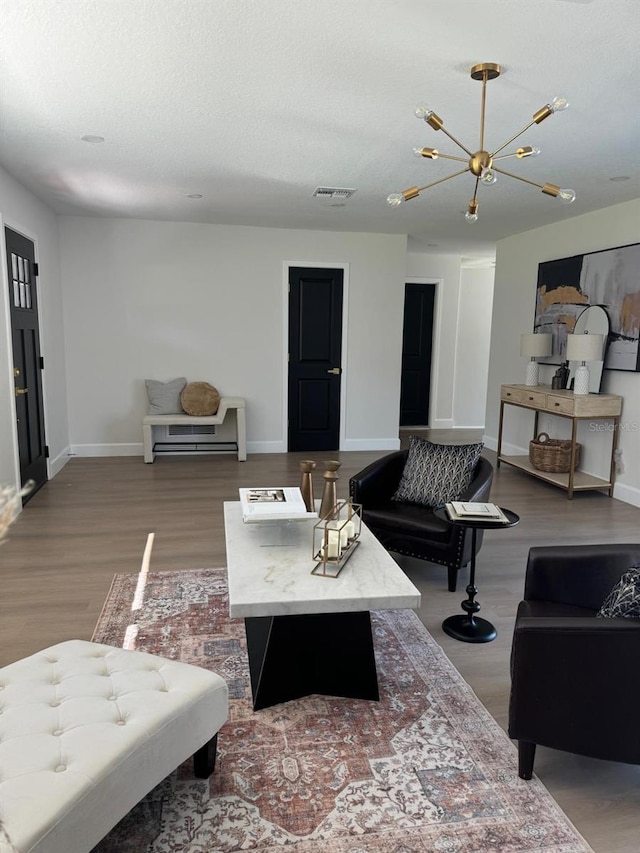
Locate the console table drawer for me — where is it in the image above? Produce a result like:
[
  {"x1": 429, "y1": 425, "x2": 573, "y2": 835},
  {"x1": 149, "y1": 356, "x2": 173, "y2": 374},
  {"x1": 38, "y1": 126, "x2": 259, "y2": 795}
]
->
[
  {"x1": 501, "y1": 387, "x2": 546, "y2": 407},
  {"x1": 545, "y1": 395, "x2": 574, "y2": 415}
]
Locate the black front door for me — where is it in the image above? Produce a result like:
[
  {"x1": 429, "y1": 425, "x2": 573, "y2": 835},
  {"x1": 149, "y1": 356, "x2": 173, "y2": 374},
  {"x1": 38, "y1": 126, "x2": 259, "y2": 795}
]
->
[
  {"x1": 400, "y1": 282, "x2": 435, "y2": 426},
  {"x1": 5, "y1": 227, "x2": 47, "y2": 498},
  {"x1": 288, "y1": 267, "x2": 343, "y2": 452}
]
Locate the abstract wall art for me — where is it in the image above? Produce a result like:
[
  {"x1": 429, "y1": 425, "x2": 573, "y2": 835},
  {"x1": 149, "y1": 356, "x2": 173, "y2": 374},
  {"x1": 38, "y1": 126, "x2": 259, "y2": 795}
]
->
[{"x1": 534, "y1": 242, "x2": 640, "y2": 372}]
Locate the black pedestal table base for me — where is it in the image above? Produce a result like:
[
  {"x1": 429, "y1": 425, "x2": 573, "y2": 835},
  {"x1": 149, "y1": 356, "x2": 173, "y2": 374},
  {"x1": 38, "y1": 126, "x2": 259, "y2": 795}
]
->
[
  {"x1": 435, "y1": 507, "x2": 520, "y2": 644},
  {"x1": 244, "y1": 610, "x2": 379, "y2": 711},
  {"x1": 442, "y1": 614, "x2": 497, "y2": 643}
]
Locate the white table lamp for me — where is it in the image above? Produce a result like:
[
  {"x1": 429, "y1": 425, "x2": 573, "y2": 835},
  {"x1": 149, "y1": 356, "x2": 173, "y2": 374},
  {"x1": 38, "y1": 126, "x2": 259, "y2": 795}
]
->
[
  {"x1": 520, "y1": 333, "x2": 552, "y2": 386},
  {"x1": 566, "y1": 332, "x2": 604, "y2": 395}
]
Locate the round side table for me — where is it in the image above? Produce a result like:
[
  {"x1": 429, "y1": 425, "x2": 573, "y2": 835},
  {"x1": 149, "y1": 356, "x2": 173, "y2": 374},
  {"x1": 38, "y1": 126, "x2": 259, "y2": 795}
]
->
[{"x1": 433, "y1": 506, "x2": 520, "y2": 643}]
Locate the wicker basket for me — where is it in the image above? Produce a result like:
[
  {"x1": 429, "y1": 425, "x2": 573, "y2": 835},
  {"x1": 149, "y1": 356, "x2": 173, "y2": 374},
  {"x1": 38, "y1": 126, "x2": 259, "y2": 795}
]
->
[{"x1": 529, "y1": 432, "x2": 580, "y2": 473}]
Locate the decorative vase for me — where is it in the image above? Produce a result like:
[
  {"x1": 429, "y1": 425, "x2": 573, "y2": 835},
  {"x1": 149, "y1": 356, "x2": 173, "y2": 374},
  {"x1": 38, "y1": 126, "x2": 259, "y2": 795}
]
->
[
  {"x1": 574, "y1": 363, "x2": 590, "y2": 395},
  {"x1": 319, "y1": 460, "x2": 341, "y2": 520},
  {"x1": 298, "y1": 460, "x2": 316, "y2": 512},
  {"x1": 525, "y1": 360, "x2": 539, "y2": 387}
]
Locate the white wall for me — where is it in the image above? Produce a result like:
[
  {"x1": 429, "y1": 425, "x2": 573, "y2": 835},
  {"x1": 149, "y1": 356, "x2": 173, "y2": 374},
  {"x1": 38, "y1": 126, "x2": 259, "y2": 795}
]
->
[
  {"x1": 453, "y1": 267, "x2": 494, "y2": 428},
  {"x1": 0, "y1": 166, "x2": 69, "y2": 492},
  {"x1": 58, "y1": 217, "x2": 408, "y2": 454},
  {"x1": 406, "y1": 253, "x2": 494, "y2": 430},
  {"x1": 486, "y1": 198, "x2": 640, "y2": 508}
]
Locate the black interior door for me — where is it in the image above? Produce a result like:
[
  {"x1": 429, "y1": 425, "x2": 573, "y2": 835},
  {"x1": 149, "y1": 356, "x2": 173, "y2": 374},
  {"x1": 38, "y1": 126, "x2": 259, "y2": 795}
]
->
[
  {"x1": 5, "y1": 227, "x2": 47, "y2": 499},
  {"x1": 288, "y1": 267, "x2": 343, "y2": 452},
  {"x1": 400, "y1": 282, "x2": 435, "y2": 426}
]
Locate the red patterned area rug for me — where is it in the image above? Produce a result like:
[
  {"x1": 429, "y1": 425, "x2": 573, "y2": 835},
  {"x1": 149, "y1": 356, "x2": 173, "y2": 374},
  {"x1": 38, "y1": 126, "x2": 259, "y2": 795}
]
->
[{"x1": 91, "y1": 568, "x2": 593, "y2": 853}]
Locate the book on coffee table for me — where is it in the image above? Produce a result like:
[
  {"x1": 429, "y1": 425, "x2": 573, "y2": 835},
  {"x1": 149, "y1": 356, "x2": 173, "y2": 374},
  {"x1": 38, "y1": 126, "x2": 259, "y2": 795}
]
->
[
  {"x1": 445, "y1": 501, "x2": 510, "y2": 523},
  {"x1": 239, "y1": 487, "x2": 318, "y2": 523}
]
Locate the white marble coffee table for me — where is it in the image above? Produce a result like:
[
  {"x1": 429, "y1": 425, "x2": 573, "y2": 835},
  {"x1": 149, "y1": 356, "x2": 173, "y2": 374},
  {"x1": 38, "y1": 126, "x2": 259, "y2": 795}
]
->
[{"x1": 224, "y1": 501, "x2": 421, "y2": 710}]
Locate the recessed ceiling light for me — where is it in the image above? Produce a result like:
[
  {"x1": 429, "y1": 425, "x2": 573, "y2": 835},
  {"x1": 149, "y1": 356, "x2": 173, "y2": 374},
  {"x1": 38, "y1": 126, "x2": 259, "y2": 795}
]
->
[
  {"x1": 186, "y1": 193, "x2": 203, "y2": 199},
  {"x1": 81, "y1": 134, "x2": 105, "y2": 143},
  {"x1": 609, "y1": 176, "x2": 630, "y2": 182}
]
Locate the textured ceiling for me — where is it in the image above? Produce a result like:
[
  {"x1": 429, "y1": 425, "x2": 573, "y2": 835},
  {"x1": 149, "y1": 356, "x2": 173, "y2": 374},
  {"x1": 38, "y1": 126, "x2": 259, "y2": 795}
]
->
[{"x1": 1, "y1": 0, "x2": 639, "y2": 256}]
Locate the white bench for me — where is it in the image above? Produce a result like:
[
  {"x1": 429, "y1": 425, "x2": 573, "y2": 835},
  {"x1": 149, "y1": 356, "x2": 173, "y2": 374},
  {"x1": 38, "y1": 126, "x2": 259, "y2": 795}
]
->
[
  {"x1": 143, "y1": 396, "x2": 246, "y2": 462},
  {"x1": 0, "y1": 640, "x2": 229, "y2": 853}
]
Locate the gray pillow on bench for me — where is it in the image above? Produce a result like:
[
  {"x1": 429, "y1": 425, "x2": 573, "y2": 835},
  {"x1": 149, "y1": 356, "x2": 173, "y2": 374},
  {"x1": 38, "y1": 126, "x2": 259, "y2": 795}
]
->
[{"x1": 145, "y1": 377, "x2": 187, "y2": 415}]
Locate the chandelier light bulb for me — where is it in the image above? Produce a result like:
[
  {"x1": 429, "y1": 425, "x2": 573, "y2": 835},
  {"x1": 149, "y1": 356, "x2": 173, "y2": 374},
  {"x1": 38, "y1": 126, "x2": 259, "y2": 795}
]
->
[
  {"x1": 465, "y1": 198, "x2": 479, "y2": 222},
  {"x1": 414, "y1": 106, "x2": 431, "y2": 120},
  {"x1": 386, "y1": 192, "x2": 404, "y2": 207},
  {"x1": 413, "y1": 147, "x2": 439, "y2": 159},
  {"x1": 550, "y1": 95, "x2": 570, "y2": 112},
  {"x1": 516, "y1": 145, "x2": 541, "y2": 158},
  {"x1": 558, "y1": 188, "x2": 576, "y2": 204},
  {"x1": 480, "y1": 167, "x2": 497, "y2": 186}
]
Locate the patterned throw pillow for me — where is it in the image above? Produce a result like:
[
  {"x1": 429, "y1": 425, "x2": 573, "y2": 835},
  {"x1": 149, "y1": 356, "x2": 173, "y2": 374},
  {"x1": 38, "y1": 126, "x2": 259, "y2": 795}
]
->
[
  {"x1": 145, "y1": 377, "x2": 187, "y2": 415},
  {"x1": 392, "y1": 436, "x2": 484, "y2": 507},
  {"x1": 596, "y1": 567, "x2": 640, "y2": 619}
]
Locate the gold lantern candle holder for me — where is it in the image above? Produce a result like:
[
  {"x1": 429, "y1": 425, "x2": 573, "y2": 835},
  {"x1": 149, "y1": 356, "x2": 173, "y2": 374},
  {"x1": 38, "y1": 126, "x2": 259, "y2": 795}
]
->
[{"x1": 311, "y1": 498, "x2": 362, "y2": 578}]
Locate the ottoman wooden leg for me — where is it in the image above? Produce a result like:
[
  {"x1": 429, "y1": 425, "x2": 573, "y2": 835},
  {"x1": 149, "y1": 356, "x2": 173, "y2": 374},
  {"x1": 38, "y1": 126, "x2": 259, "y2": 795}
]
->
[{"x1": 193, "y1": 733, "x2": 219, "y2": 778}]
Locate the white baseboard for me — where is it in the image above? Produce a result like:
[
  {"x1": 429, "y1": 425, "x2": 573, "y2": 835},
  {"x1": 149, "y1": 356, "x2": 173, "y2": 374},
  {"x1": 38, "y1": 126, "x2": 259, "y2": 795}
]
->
[
  {"x1": 247, "y1": 440, "x2": 287, "y2": 454},
  {"x1": 484, "y1": 437, "x2": 527, "y2": 456},
  {"x1": 483, "y1": 435, "x2": 498, "y2": 451},
  {"x1": 340, "y1": 438, "x2": 400, "y2": 452},
  {"x1": 49, "y1": 446, "x2": 72, "y2": 476},
  {"x1": 612, "y1": 481, "x2": 640, "y2": 508}
]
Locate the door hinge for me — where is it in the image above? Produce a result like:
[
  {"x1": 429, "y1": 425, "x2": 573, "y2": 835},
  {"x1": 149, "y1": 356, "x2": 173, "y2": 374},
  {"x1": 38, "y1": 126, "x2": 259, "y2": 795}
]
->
[
  {"x1": 45, "y1": 445, "x2": 50, "y2": 458},
  {"x1": 33, "y1": 262, "x2": 39, "y2": 276},
  {"x1": 39, "y1": 356, "x2": 44, "y2": 370}
]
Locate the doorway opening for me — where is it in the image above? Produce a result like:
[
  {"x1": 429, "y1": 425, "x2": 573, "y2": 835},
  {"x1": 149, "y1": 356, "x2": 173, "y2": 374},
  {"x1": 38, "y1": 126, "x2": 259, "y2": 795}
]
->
[{"x1": 399, "y1": 282, "x2": 436, "y2": 427}]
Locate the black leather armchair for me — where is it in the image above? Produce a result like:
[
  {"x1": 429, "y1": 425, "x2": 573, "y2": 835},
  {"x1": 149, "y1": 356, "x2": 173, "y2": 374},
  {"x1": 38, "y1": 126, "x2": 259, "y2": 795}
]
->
[
  {"x1": 509, "y1": 543, "x2": 640, "y2": 779},
  {"x1": 349, "y1": 452, "x2": 493, "y2": 592}
]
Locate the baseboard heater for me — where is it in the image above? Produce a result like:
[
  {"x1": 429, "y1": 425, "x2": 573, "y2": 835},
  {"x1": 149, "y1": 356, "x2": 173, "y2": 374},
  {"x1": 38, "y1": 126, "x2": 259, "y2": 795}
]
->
[
  {"x1": 152, "y1": 424, "x2": 238, "y2": 455},
  {"x1": 152, "y1": 441, "x2": 238, "y2": 455}
]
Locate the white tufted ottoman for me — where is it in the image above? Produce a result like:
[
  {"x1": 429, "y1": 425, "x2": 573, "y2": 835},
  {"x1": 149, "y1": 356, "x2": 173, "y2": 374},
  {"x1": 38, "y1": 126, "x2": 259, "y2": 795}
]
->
[{"x1": 0, "y1": 640, "x2": 229, "y2": 853}]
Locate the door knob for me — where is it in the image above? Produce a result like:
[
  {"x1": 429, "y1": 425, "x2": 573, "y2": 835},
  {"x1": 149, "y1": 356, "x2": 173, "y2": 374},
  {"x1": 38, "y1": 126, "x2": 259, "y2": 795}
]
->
[
  {"x1": 15, "y1": 387, "x2": 28, "y2": 396},
  {"x1": 327, "y1": 367, "x2": 341, "y2": 375}
]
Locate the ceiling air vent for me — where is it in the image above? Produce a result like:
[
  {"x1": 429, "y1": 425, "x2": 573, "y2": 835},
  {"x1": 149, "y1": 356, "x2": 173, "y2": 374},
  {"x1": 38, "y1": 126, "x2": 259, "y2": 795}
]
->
[{"x1": 313, "y1": 187, "x2": 357, "y2": 200}]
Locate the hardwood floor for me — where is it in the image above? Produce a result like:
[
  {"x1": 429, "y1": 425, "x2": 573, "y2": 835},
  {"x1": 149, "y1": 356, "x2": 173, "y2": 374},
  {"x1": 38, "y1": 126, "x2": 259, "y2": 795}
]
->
[{"x1": 2, "y1": 442, "x2": 639, "y2": 852}]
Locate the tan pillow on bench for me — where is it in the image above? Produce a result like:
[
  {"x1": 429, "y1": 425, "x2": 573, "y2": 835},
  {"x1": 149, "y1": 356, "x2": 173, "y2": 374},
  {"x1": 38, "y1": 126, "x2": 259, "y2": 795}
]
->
[{"x1": 181, "y1": 382, "x2": 221, "y2": 416}]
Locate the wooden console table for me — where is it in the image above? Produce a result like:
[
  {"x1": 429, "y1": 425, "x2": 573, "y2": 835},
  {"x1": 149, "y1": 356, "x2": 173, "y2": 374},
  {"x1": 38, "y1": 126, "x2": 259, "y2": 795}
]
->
[{"x1": 497, "y1": 384, "x2": 622, "y2": 499}]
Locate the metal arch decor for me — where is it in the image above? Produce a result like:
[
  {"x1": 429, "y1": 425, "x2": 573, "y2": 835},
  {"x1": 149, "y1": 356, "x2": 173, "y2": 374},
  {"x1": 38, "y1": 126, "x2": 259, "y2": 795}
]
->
[{"x1": 534, "y1": 242, "x2": 640, "y2": 373}]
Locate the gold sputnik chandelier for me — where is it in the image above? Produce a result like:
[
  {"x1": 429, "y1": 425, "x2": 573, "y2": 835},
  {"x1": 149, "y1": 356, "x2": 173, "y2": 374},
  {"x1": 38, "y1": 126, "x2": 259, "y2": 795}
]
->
[{"x1": 387, "y1": 62, "x2": 575, "y2": 222}]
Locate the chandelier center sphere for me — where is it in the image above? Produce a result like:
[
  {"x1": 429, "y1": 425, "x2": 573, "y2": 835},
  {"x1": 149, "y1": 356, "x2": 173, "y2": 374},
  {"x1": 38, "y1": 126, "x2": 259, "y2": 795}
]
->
[{"x1": 470, "y1": 151, "x2": 493, "y2": 177}]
